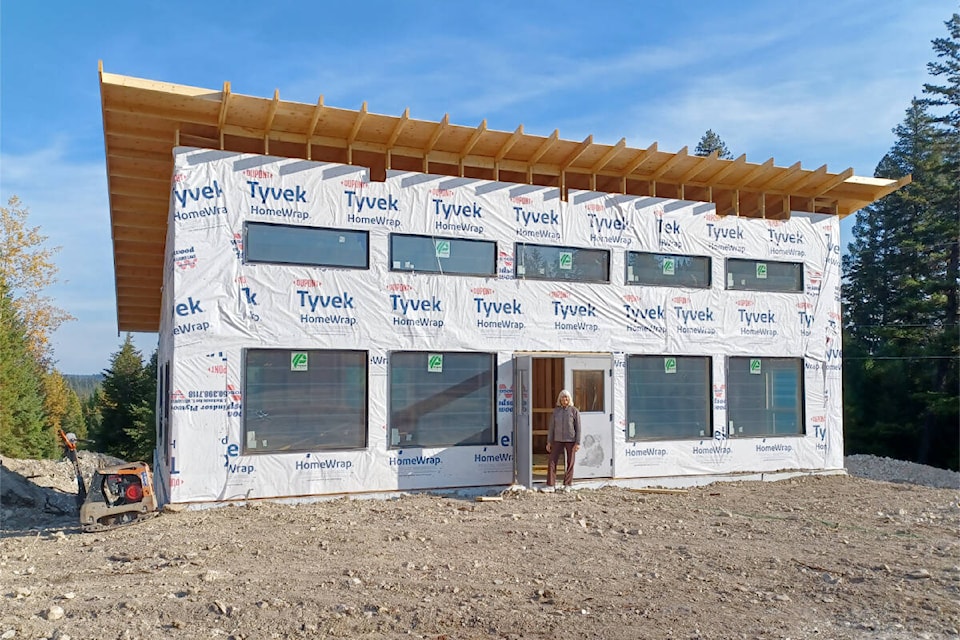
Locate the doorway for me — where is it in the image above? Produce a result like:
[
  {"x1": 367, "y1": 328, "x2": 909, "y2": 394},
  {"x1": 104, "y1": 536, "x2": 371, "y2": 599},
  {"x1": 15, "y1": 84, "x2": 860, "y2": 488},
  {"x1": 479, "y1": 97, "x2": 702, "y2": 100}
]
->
[{"x1": 513, "y1": 354, "x2": 612, "y2": 487}]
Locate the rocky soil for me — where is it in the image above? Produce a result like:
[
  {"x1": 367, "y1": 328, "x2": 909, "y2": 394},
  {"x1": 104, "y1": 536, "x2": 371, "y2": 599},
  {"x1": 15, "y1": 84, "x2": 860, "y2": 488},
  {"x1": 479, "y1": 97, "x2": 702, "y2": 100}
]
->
[{"x1": 1, "y1": 453, "x2": 958, "y2": 640}]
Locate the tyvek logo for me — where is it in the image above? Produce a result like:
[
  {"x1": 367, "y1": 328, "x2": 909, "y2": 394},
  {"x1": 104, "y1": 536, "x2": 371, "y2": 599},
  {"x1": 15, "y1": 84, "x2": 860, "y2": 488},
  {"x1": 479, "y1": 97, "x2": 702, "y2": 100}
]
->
[
  {"x1": 432, "y1": 192, "x2": 484, "y2": 234},
  {"x1": 827, "y1": 311, "x2": 841, "y2": 331},
  {"x1": 173, "y1": 297, "x2": 210, "y2": 336},
  {"x1": 671, "y1": 296, "x2": 718, "y2": 337},
  {"x1": 473, "y1": 289, "x2": 525, "y2": 331},
  {"x1": 737, "y1": 299, "x2": 779, "y2": 338},
  {"x1": 705, "y1": 218, "x2": 746, "y2": 254},
  {"x1": 172, "y1": 180, "x2": 227, "y2": 222},
  {"x1": 623, "y1": 292, "x2": 665, "y2": 335},
  {"x1": 514, "y1": 205, "x2": 560, "y2": 241},
  {"x1": 797, "y1": 301, "x2": 815, "y2": 336},
  {"x1": 768, "y1": 221, "x2": 806, "y2": 257},
  {"x1": 390, "y1": 292, "x2": 445, "y2": 329},
  {"x1": 343, "y1": 189, "x2": 401, "y2": 228},
  {"x1": 297, "y1": 286, "x2": 359, "y2": 328}
]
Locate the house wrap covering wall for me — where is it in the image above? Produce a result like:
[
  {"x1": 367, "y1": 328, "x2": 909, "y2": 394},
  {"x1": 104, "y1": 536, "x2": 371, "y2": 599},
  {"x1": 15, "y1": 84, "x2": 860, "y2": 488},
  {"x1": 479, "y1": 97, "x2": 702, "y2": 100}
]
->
[{"x1": 155, "y1": 147, "x2": 843, "y2": 505}]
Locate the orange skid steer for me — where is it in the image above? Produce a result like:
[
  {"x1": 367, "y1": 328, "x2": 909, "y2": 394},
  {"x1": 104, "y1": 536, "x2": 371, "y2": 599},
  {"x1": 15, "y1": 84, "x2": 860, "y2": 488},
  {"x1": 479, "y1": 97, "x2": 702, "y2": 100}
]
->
[{"x1": 58, "y1": 430, "x2": 159, "y2": 532}]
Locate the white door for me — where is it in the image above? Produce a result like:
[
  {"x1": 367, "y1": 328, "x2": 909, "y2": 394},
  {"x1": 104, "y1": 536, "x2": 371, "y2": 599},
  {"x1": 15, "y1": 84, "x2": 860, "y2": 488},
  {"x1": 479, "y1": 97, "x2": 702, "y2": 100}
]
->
[
  {"x1": 565, "y1": 356, "x2": 612, "y2": 479},
  {"x1": 512, "y1": 355, "x2": 533, "y2": 487}
]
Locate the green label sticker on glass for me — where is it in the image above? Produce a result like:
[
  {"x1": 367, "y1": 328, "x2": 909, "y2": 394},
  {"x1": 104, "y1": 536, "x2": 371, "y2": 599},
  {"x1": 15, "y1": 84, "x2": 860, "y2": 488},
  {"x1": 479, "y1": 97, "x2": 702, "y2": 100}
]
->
[
  {"x1": 749, "y1": 358, "x2": 761, "y2": 374},
  {"x1": 291, "y1": 352, "x2": 308, "y2": 371},
  {"x1": 427, "y1": 354, "x2": 443, "y2": 373},
  {"x1": 662, "y1": 257, "x2": 675, "y2": 275},
  {"x1": 756, "y1": 263, "x2": 768, "y2": 279},
  {"x1": 435, "y1": 239, "x2": 450, "y2": 259},
  {"x1": 664, "y1": 357, "x2": 677, "y2": 374},
  {"x1": 559, "y1": 251, "x2": 573, "y2": 270}
]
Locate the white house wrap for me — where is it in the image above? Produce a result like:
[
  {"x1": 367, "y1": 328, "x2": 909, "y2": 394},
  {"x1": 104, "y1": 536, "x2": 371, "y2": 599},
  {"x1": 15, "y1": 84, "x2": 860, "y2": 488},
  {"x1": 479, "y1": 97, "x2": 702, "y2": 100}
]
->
[{"x1": 154, "y1": 146, "x2": 843, "y2": 505}]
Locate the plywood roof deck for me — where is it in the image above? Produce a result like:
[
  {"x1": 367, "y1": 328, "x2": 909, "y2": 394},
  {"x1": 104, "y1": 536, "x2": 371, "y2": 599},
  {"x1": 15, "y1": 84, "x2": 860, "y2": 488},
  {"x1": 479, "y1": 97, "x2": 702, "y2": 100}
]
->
[{"x1": 99, "y1": 64, "x2": 910, "y2": 333}]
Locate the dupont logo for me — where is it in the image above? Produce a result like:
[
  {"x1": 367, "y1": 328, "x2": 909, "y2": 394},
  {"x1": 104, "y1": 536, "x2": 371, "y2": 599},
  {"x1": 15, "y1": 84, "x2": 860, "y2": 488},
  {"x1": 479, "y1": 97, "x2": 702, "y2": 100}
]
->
[
  {"x1": 171, "y1": 390, "x2": 187, "y2": 401},
  {"x1": 672, "y1": 296, "x2": 690, "y2": 304},
  {"x1": 172, "y1": 173, "x2": 186, "y2": 183},
  {"x1": 510, "y1": 196, "x2": 532, "y2": 205},
  {"x1": 242, "y1": 169, "x2": 274, "y2": 179},
  {"x1": 736, "y1": 299, "x2": 754, "y2": 307},
  {"x1": 341, "y1": 179, "x2": 366, "y2": 189},
  {"x1": 498, "y1": 383, "x2": 513, "y2": 400},
  {"x1": 623, "y1": 294, "x2": 640, "y2": 303},
  {"x1": 294, "y1": 279, "x2": 320, "y2": 287},
  {"x1": 705, "y1": 214, "x2": 721, "y2": 222},
  {"x1": 828, "y1": 311, "x2": 841, "y2": 322},
  {"x1": 430, "y1": 189, "x2": 454, "y2": 197},
  {"x1": 471, "y1": 287, "x2": 494, "y2": 296},
  {"x1": 584, "y1": 203, "x2": 605, "y2": 212},
  {"x1": 807, "y1": 271, "x2": 823, "y2": 285},
  {"x1": 796, "y1": 301, "x2": 813, "y2": 310},
  {"x1": 386, "y1": 283, "x2": 413, "y2": 292},
  {"x1": 227, "y1": 384, "x2": 242, "y2": 402},
  {"x1": 652, "y1": 206, "x2": 665, "y2": 217},
  {"x1": 549, "y1": 290, "x2": 569, "y2": 299},
  {"x1": 811, "y1": 415, "x2": 826, "y2": 424},
  {"x1": 765, "y1": 219, "x2": 784, "y2": 227}
]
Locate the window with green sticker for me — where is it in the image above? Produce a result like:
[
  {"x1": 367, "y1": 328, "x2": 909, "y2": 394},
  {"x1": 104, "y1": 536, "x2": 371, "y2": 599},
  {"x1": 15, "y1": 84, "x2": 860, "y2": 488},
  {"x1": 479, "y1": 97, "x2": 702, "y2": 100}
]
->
[
  {"x1": 626, "y1": 252, "x2": 711, "y2": 288},
  {"x1": 389, "y1": 234, "x2": 496, "y2": 276},
  {"x1": 625, "y1": 355, "x2": 712, "y2": 440},
  {"x1": 389, "y1": 352, "x2": 495, "y2": 448},
  {"x1": 725, "y1": 258, "x2": 802, "y2": 292},
  {"x1": 244, "y1": 349, "x2": 368, "y2": 453},
  {"x1": 514, "y1": 243, "x2": 610, "y2": 283},
  {"x1": 726, "y1": 357, "x2": 804, "y2": 436}
]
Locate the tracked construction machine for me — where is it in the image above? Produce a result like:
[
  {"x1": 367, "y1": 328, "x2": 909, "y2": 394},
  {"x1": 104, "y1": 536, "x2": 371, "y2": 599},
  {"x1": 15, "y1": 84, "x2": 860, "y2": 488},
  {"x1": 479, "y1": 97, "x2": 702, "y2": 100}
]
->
[{"x1": 58, "y1": 430, "x2": 159, "y2": 532}]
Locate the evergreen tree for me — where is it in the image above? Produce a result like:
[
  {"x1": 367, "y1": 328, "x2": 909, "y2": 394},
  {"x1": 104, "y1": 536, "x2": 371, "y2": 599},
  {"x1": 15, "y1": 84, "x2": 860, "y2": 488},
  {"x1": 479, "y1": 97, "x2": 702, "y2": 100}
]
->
[
  {"x1": 91, "y1": 335, "x2": 157, "y2": 461},
  {"x1": 694, "y1": 129, "x2": 733, "y2": 159},
  {"x1": 843, "y1": 97, "x2": 959, "y2": 470},
  {"x1": 0, "y1": 273, "x2": 51, "y2": 458}
]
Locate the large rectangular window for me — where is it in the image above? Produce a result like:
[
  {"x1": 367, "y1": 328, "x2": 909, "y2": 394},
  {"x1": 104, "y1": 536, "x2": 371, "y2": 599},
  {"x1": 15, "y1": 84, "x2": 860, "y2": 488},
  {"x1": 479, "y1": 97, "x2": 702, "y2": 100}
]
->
[
  {"x1": 626, "y1": 356, "x2": 712, "y2": 440},
  {"x1": 727, "y1": 357, "x2": 804, "y2": 437},
  {"x1": 725, "y1": 258, "x2": 802, "y2": 292},
  {"x1": 515, "y1": 243, "x2": 610, "y2": 283},
  {"x1": 389, "y1": 234, "x2": 496, "y2": 276},
  {"x1": 626, "y1": 252, "x2": 711, "y2": 288},
  {"x1": 389, "y1": 352, "x2": 495, "y2": 448},
  {"x1": 245, "y1": 222, "x2": 368, "y2": 269},
  {"x1": 244, "y1": 349, "x2": 367, "y2": 453}
]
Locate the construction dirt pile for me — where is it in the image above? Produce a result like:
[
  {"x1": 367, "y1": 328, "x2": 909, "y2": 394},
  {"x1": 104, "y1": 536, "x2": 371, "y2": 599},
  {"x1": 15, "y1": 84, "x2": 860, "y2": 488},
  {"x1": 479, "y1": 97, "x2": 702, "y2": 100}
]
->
[{"x1": 1, "y1": 453, "x2": 958, "y2": 640}]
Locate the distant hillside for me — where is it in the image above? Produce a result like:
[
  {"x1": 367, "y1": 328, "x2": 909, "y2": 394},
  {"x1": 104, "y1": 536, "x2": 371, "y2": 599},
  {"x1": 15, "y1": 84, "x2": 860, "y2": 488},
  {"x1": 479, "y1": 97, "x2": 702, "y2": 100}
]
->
[{"x1": 63, "y1": 374, "x2": 103, "y2": 400}]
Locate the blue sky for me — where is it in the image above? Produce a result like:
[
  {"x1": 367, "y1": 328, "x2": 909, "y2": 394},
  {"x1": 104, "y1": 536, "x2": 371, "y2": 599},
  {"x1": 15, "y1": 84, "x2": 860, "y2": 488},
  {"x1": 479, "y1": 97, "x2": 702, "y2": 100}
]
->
[{"x1": 0, "y1": 0, "x2": 951, "y2": 374}]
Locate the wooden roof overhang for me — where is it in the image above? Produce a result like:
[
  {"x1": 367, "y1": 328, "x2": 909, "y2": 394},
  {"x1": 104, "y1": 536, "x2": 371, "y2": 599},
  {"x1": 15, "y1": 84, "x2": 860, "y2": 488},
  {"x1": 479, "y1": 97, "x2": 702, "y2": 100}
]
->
[{"x1": 100, "y1": 64, "x2": 910, "y2": 333}]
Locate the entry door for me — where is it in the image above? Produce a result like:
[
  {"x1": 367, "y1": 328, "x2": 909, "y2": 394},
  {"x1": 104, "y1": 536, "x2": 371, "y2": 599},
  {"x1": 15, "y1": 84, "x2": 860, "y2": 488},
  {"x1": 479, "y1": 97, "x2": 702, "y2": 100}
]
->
[
  {"x1": 512, "y1": 355, "x2": 533, "y2": 487},
  {"x1": 565, "y1": 356, "x2": 612, "y2": 479}
]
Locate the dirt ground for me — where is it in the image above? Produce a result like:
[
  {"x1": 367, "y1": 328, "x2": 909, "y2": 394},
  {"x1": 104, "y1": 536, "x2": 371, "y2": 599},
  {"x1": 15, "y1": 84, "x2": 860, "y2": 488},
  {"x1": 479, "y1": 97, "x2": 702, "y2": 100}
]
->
[{"x1": 1, "y1": 455, "x2": 958, "y2": 640}]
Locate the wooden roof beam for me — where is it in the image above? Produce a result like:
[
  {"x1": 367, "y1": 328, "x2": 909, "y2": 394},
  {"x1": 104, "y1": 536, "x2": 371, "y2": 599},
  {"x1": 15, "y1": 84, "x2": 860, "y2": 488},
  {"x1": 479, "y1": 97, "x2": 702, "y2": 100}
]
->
[
  {"x1": 561, "y1": 135, "x2": 594, "y2": 171},
  {"x1": 527, "y1": 129, "x2": 560, "y2": 167},
  {"x1": 729, "y1": 157, "x2": 774, "y2": 191},
  {"x1": 677, "y1": 150, "x2": 718, "y2": 183},
  {"x1": 264, "y1": 89, "x2": 281, "y2": 136},
  {"x1": 589, "y1": 137, "x2": 626, "y2": 174},
  {"x1": 811, "y1": 167, "x2": 855, "y2": 197},
  {"x1": 495, "y1": 124, "x2": 524, "y2": 163},
  {"x1": 386, "y1": 107, "x2": 410, "y2": 149},
  {"x1": 708, "y1": 153, "x2": 747, "y2": 185},
  {"x1": 460, "y1": 119, "x2": 487, "y2": 160},
  {"x1": 423, "y1": 113, "x2": 450, "y2": 156},
  {"x1": 217, "y1": 81, "x2": 232, "y2": 132},
  {"x1": 347, "y1": 101, "x2": 368, "y2": 147},
  {"x1": 621, "y1": 142, "x2": 658, "y2": 177},
  {"x1": 650, "y1": 146, "x2": 688, "y2": 180},
  {"x1": 779, "y1": 164, "x2": 826, "y2": 193},
  {"x1": 754, "y1": 161, "x2": 801, "y2": 191},
  {"x1": 305, "y1": 96, "x2": 326, "y2": 141}
]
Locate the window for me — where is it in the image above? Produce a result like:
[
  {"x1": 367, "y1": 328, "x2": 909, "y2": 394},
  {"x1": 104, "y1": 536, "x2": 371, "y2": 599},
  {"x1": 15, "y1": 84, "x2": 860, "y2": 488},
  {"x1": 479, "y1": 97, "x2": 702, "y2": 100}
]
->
[
  {"x1": 515, "y1": 243, "x2": 610, "y2": 283},
  {"x1": 626, "y1": 356, "x2": 712, "y2": 440},
  {"x1": 726, "y1": 357, "x2": 803, "y2": 436},
  {"x1": 725, "y1": 258, "x2": 802, "y2": 292},
  {"x1": 626, "y1": 252, "x2": 711, "y2": 288},
  {"x1": 390, "y1": 234, "x2": 496, "y2": 276},
  {"x1": 389, "y1": 352, "x2": 495, "y2": 447},
  {"x1": 572, "y1": 369, "x2": 605, "y2": 413},
  {"x1": 245, "y1": 222, "x2": 368, "y2": 269},
  {"x1": 244, "y1": 349, "x2": 367, "y2": 453}
]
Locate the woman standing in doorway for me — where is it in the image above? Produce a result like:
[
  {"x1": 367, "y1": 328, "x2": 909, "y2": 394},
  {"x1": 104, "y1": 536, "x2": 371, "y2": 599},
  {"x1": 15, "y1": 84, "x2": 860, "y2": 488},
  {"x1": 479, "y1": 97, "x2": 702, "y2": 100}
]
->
[{"x1": 545, "y1": 389, "x2": 581, "y2": 491}]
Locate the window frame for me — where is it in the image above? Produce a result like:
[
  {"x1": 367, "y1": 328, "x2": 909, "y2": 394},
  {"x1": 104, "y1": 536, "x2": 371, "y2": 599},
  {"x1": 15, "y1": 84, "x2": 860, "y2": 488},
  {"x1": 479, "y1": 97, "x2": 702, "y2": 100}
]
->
[
  {"x1": 388, "y1": 351, "x2": 497, "y2": 449},
  {"x1": 514, "y1": 242, "x2": 611, "y2": 283},
  {"x1": 726, "y1": 357, "x2": 805, "y2": 437},
  {"x1": 625, "y1": 251, "x2": 712, "y2": 288},
  {"x1": 242, "y1": 348, "x2": 369, "y2": 454},
  {"x1": 388, "y1": 233, "x2": 497, "y2": 277},
  {"x1": 625, "y1": 355, "x2": 713, "y2": 441},
  {"x1": 724, "y1": 258, "x2": 803, "y2": 293},
  {"x1": 244, "y1": 221, "x2": 369, "y2": 270}
]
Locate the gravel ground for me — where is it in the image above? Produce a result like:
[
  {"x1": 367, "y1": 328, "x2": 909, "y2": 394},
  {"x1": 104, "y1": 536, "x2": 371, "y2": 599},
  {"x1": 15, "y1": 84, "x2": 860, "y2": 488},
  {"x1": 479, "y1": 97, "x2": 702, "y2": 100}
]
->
[{"x1": 1, "y1": 454, "x2": 958, "y2": 640}]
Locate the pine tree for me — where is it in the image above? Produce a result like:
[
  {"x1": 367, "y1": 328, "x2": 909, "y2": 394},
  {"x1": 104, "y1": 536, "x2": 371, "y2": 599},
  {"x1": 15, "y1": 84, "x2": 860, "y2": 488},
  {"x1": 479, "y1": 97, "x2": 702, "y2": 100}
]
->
[
  {"x1": 0, "y1": 273, "x2": 51, "y2": 458},
  {"x1": 92, "y1": 335, "x2": 156, "y2": 461},
  {"x1": 694, "y1": 130, "x2": 733, "y2": 159},
  {"x1": 843, "y1": 98, "x2": 959, "y2": 470}
]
